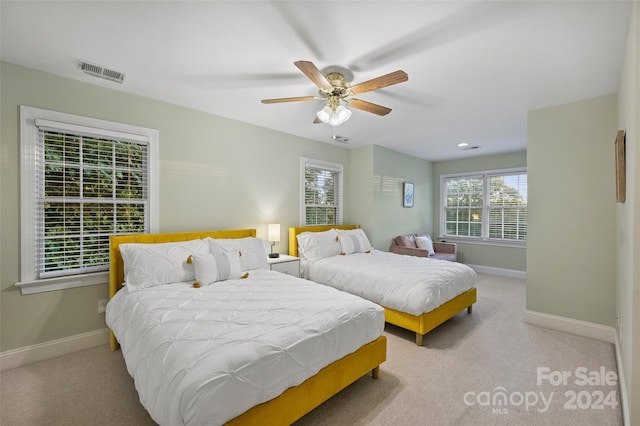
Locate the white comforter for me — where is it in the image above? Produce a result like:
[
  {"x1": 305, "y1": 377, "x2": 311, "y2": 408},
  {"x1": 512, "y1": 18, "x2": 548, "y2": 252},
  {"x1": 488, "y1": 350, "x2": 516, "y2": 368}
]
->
[
  {"x1": 106, "y1": 269, "x2": 384, "y2": 426},
  {"x1": 304, "y1": 250, "x2": 477, "y2": 316}
]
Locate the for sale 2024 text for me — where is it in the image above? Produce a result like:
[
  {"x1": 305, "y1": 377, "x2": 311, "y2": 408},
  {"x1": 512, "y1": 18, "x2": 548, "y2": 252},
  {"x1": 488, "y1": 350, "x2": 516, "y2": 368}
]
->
[{"x1": 537, "y1": 366, "x2": 618, "y2": 411}]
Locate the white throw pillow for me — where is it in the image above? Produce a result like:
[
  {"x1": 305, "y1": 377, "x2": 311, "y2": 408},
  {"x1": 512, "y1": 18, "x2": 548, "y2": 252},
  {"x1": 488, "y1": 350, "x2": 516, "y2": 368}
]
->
[
  {"x1": 336, "y1": 228, "x2": 372, "y2": 255},
  {"x1": 192, "y1": 251, "x2": 242, "y2": 285},
  {"x1": 120, "y1": 239, "x2": 209, "y2": 291},
  {"x1": 415, "y1": 235, "x2": 436, "y2": 256},
  {"x1": 296, "y1": 229, "x2": 341, "y2": 261},
  {"x1": 207, "y1": 237, "x2": 268, "y2": 271}
]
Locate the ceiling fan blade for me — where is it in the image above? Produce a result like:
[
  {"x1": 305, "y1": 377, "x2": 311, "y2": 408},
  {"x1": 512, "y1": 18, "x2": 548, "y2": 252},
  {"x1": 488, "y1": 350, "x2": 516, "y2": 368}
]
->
[
  {"x1": 350, "y1": 70, "x2": 408, "y2": 95},
  {"x1": 294, "y1": 60, "x2": 333, "y2": 91},
  {"x1": 261, "y1": 96, "x2": 317, "y2": 104},
  {"x1": 349, "y1": 99, "x2": 392, "y2": 116}
]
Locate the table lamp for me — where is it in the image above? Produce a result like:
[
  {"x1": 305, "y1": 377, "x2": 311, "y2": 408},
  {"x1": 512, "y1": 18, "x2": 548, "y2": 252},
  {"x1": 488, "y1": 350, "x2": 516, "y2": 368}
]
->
[{"x1": 268, "y1": 223, "x2": 280, "y2": 258}]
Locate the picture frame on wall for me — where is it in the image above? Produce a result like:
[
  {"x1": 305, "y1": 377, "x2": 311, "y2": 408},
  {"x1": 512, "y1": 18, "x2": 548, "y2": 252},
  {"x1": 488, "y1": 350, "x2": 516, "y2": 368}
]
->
[
  {"x1": 615, "y1": 130, "x2": 626, "y2": 203},
  {"x1": 403, "y1": 182, "x2": 414, "y2": 208}
]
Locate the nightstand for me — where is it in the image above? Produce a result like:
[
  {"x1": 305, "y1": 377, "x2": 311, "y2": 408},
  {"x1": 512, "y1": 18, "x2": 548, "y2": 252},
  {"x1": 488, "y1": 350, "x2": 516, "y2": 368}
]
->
[{"x1": 267, "y1": 255, "x2": 300, "y2": 278}]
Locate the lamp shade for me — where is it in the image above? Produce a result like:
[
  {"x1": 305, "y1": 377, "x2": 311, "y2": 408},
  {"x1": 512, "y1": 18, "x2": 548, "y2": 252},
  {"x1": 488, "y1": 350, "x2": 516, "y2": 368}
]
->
[{"x1": 268, "y1": 224, "x2": 281, "y2": 242}]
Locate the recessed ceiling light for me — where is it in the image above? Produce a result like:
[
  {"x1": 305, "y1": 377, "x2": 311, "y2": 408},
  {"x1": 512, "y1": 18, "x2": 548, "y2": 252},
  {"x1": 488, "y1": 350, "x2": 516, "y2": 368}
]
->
[{"x1": 457, "y1": 142, "x2": 469, "y2": 147}]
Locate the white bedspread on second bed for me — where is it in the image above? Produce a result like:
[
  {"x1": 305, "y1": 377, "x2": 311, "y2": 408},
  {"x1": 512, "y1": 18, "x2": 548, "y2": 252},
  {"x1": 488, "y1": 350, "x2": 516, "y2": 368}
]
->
[
  {"x1": 106, "y1": 269, "x2": 384, "y2": 426},
  {"x1": 305, "y1": 250, "x2": 477, "y2": 316}
]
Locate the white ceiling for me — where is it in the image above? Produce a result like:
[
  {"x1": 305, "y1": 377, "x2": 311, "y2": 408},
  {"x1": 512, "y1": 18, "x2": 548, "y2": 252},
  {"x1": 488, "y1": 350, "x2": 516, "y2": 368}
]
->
[{"x1": 1, "y1": 1, "x2": 633, "y2": 161}]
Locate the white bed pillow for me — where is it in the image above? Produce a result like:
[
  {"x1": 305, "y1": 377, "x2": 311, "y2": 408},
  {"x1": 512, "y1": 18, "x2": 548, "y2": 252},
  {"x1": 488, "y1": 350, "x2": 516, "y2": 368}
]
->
[
  {"x1": 415, "y1": 235, "x2": 436, "y2": 256},
  {"x1": 336, "y1": 228, "x2": 372, "y2": 255},
  {"x1": 120, "y1": 239, "x2": 209, "y2": 292},
  {"x1": 192, "y1": 251, "x2": 242, "y2": 285},
  {"x1": 207, "y1": 237, "x2": 268, "y2": 271},
  {"x1": 296, "y1": 229, "x2": 341, "y2": 261}
]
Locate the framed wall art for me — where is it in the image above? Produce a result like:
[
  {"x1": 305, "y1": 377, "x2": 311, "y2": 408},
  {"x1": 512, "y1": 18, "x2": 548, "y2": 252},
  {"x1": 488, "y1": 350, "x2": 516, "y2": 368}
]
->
[{"x1": 403, "y1": 182, "x2": 414, "y2": 208}]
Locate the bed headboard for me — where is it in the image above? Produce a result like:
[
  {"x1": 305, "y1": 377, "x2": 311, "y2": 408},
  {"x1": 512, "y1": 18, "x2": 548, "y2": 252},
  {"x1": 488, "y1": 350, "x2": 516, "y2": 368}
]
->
[
  {"x1": 109, "y1": 229, "x2": 256, "y2": 300},
  {"x1": 108, "y1": 229, "x2": 257, "y2": 351},
  {"x1": 288, "y1": 225, "x2": 360, "y2": 257}
]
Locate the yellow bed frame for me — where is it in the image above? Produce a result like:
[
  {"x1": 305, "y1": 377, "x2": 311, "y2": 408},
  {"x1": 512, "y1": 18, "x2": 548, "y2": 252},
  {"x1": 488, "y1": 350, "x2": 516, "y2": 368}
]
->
[
  {"x1": 108, "y1": 229, "x2": 386, "y2": 425},
  {"x1": 289, "y1": 225, "x2": 477, "y2": 346}
]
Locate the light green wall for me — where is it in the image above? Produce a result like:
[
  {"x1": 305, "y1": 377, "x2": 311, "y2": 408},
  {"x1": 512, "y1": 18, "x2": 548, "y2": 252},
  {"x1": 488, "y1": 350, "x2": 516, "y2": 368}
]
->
[
  {"x1": 527, "y1": 94, "x2": 617, "y2": 327},
  {"x1": 0, "y1": 62, "x2": 350, "y2": 351},
  {"x1": 349, "y1": 145, "x2": 433, "y2": 250},
  {"x1": 616, "y1": 2, "x2": 639, "y2": 423},
  {"x1": 432, "y1": 152, "x2": 527, "y2": 270},
  {"x1": 370, "y1": 145, "x2": 433, "y2": 250},
  {"x1": 349, "y1": 146, "x2": 375, "y2": 237}
]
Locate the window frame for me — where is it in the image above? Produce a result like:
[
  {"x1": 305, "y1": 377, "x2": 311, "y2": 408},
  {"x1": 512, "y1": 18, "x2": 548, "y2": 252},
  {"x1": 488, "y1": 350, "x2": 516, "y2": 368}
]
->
[
  {"x1": 300, "y1": 157, "x2": 343, "y2": 226},
  {"x1": 16, "y1": 106, "x2": 159, "y2": 295},
  {"x1": 439, "y1": 167, "x2": 527, "y2": 247}
]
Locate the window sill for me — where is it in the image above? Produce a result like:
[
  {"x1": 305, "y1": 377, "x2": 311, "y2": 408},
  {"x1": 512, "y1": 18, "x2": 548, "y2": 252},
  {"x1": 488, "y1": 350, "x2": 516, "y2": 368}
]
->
[
  {"x1": 438, "y1": 237, "x2": 527, "y2": 249},
  {"x1": 15, "y1": 271, "x2": 108, "y2": 295}
]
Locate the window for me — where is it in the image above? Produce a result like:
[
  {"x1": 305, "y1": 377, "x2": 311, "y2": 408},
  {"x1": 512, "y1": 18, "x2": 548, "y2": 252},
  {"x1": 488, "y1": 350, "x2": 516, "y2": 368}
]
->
[
  {"x1": 441, "y1": 169, "x2": 527, "y2": 244},
  {"x1": 300, "y1": 158, "x2": 343, "y2": 226},
  {"x1": 17, "y1": 106, "x2": 159, "y2": 294},
  {"x1": 488, "y1": 174, "x2": 528, "y2": 241},
  {"x1": 443, "y1": 175, "x2": 484, "y2": 238}
]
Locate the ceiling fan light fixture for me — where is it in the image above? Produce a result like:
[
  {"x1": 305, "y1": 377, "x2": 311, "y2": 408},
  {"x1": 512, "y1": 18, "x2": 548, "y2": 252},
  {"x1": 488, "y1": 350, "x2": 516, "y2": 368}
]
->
[
  {"x1": 317, "y1": 103, "x2": 351, "y2": 126},
  {"x1": 316, "y1": 105, "x2": 333, "y2": 123},
  {"x1": 335, "y1": 105, "x2": 352, "y2": 121}
]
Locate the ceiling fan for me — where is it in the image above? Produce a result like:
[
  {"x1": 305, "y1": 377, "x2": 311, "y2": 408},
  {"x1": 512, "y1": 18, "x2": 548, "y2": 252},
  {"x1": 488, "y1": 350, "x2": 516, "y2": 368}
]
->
[{"x1": 261, "y1": 60, "x2": 408, "y2": 126}]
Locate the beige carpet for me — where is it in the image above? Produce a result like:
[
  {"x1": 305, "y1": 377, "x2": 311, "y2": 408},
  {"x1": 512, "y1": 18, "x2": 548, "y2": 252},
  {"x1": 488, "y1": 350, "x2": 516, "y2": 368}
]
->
[{"x1": 0, "y1": 274, "x2": 622, "y2": 425}]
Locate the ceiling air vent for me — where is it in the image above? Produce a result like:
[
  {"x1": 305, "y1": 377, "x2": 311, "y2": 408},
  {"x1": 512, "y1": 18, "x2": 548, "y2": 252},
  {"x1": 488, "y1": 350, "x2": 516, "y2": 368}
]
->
[{"x1": 79, "y1": 61, "x2": 125, "y2": 84}]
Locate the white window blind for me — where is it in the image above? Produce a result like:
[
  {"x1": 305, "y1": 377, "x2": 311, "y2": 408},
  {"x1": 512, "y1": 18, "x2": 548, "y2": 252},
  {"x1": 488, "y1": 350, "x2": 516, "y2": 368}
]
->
[
  {"x1": 488, "y1": 173, "x2": 527, "y2": 241},
  {"x1": 301, "y1": 158, "x2": 343, "y2": 226},
  {"x1": 36, "y1": 127, "x2": 149, "y2": 278},
  {"x1": 18, "y1": 106, "x2": 159, "y2": 294},
  {"x1": 441, "y1": 169, "x2": 527, "y2": 243}
]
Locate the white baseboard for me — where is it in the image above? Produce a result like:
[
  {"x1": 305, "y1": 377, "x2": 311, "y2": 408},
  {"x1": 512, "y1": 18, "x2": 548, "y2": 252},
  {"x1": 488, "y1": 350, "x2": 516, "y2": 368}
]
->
[
  {"x1": 467, "y1": 264, "x2": 526, "y2": 280},
  {"x1": 614, "y1": 333, "x2": 630, "y2": 426},
  {"x1": 0, "y1": 328, "x2": 110, "y2": 372},
  {"x1": 525, "y1": 310, "x2": 616, "y2": 343}
]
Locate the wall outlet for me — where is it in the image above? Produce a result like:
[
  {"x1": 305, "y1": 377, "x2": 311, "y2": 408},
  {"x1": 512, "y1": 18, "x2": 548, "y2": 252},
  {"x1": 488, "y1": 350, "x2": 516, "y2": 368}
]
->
[{"x1": 98, "y1": 299, "x2": 108, "y2": 314}]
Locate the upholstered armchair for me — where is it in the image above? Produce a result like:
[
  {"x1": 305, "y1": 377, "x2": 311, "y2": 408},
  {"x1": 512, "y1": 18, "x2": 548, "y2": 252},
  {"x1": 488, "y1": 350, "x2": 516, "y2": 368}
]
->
[{"x1": 389, "y1": 233, "x2": 457, "y2": 262}]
